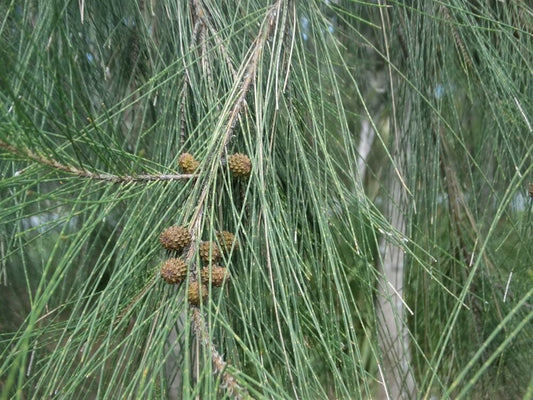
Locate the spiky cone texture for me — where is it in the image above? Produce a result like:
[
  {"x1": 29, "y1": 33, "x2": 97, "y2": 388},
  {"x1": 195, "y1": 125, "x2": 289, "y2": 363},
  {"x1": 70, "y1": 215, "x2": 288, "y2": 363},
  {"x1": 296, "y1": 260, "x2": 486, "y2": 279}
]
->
[
  {"x1": 159, "y1": 225, "x2": 192, "y2": 252},
  {"x1": 529, "y1": 183, "x2": 533, "y2": 198},
  {"x1": 216, "y1": 230, "x2": 239, "y2": 253},
  {"x1": 188, "y1": 281, "x2": 208, "y2": 306},
  {"x1": 160, "y1": 257, "x2": 188, "y2": 284},
  {"x1": 198, "y1": 241, "x2": 221, "y2": 263},
  {"x1": 201, "y1": 265, "x2": 230, "y2": 287},
  {"x1": 178, "y1": 152, "x2": 199, "y2": 174},
  {"x1": 227, "y1": 153, "x2": 251, "y2": 178}
]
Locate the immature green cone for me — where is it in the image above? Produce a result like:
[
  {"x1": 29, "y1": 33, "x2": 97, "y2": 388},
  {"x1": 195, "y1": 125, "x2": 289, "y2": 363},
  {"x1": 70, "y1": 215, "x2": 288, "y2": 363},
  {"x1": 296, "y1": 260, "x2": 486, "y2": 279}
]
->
[
  {"x1": 201, "y1": 265, "x2": 230, "y2": 287},
  {"x1": 216, "y1": 230, "x2": 239, "y2": 253},
  {"x1": 160, "y1": 257, "x2": 188, "y2": 284},
  {"x1": 228, "y1": 153, "x2": 251, "y2": 178},
  {"x1": 159, "y1": 225, "x2": 192, "y2": 252},
  {"x1": 178, "y1": 152, "x2": 199, "y2": 174},
  {"x1": 188, "y1": 281, "x2": 208, "y2": 306},
  {"x1": 198, "y1": 241, "x2": 221, "y2": 263}
]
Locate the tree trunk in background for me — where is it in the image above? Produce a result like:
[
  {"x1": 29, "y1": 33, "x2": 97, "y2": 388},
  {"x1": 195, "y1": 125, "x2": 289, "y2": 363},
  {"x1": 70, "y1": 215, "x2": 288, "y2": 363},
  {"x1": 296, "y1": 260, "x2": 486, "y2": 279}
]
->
[
  {"x1": 376, "y1": 174, "x2": 416, "y2": 399},
  {"x1": 356, "y1": 119, "x2": 376, "y2": 180},
  {"x1": 375, "y1": 110, "x2": 417, "y2": 398},
  {"x1": 375, "y1": 171, "x2": 417, "y2": 399}
]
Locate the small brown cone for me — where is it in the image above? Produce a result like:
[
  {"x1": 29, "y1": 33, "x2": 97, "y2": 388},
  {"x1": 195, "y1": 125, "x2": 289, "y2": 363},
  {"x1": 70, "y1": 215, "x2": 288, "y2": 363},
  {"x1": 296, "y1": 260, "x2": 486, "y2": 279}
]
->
[
  {"x1": 201, "y1": 265, "x2": 230, "y2": 287},
  {"x1": 216, "y1": 231, "x2": 239, "y2": 253},
  {"x1": 178, "y1": 153, "x2": 199, "y2": 174},
  {"x1": 188, "y1": 281, "x2": 208, "y2": 306},
  {"x1": 198, "y1": 241, "x2": 221, "y2": 263},
  {"x1": 529, "y1": 183, "x2": 533, "y2": 198},
  {"x1": 228, "y1": 153, "x2": 251, "y2": 178},
  {"x1": 159, "y1": 226, "x2": 192, "y2": 252},
  {"x1": 160, "y1": 258, "x2": 188, "y2": 284}
]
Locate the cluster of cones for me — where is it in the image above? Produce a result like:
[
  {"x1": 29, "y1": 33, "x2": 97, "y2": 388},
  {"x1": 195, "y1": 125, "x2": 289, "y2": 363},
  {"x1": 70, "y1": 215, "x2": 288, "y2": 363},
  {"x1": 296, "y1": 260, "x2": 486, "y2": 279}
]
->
[
  {"x1": 157, "y1": 151, "x2": 249, "y2": 305},
  {"x1": 159, "y1": 225, "x2": 238, "y2": 306},
  {"x1": 178, "y1": 152, "x2": 251, "y2": 178}
]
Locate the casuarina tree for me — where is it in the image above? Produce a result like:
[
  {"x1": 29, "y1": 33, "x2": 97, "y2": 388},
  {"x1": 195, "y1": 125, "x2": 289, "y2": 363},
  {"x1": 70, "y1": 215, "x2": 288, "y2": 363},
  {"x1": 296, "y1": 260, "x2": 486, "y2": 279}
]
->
[{"x1": 1, "y1": 1, "x2": 531, "y2": 399}]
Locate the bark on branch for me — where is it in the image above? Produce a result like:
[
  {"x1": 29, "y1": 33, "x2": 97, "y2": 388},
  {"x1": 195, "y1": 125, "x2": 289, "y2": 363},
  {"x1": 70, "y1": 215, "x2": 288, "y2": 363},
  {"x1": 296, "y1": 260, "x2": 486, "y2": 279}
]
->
[{"x1": 0, "y1": 140, "x2": 196, "y2": 182}]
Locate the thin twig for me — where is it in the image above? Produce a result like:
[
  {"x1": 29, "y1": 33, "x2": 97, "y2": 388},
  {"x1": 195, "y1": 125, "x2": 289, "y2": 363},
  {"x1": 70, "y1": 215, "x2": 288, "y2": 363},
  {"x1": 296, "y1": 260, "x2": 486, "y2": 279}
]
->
[
  {"x1": 192, "y1": 0, "x2": 239, "y2": 80},
  {"x1": 441, "y1": 5, "x2": 472, "y2": 70},
  {"x1": 179, "y1": 20, "x2": 202, "y2": 147},
  {"x1": 191, "y1": 308, "x2": 249, "y2": 399},
  {"x1": 177, "y1": 1, "x2": 285, "y2": 398},
  {"x1": 192, "y1": 0, "x2": 249, "y2": 141},
  {"x1": 220, "y1": 3, "x2": 281, "y2": 148},
  {"x1": 0, "y1": 140, "x2": 196, "y2": 182},
  {"x1": 115, "y1": 276, "x2": 158, "y2": 323}
]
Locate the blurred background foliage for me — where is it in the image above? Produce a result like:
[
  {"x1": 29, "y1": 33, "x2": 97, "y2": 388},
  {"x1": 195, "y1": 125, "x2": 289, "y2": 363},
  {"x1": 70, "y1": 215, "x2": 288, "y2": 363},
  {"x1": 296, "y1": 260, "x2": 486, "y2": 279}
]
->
[{"x1": 0, "y1": 0, "x2": 532, "y2": 399}]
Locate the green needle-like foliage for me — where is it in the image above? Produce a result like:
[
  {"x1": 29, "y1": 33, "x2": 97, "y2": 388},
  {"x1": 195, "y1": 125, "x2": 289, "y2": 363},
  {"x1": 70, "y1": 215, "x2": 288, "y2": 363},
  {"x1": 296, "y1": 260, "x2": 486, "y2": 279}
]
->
[{"x1": 0, "y1": 1, "x2": 531, "y2": 399}]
